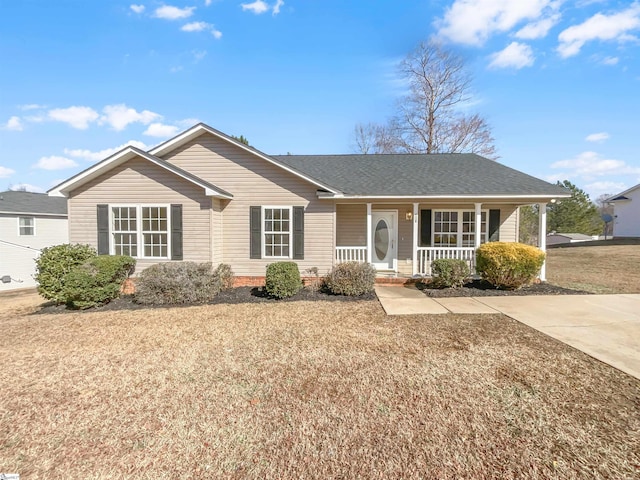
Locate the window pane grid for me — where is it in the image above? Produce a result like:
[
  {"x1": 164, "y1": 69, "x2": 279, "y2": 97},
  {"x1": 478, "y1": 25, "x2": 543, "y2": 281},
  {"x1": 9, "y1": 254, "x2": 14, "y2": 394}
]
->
[
  {"x1": 112, "y1": 206, "x2": 168, "y2": 258},
  {"x1": 434, "y1": 210, "x2": 487, "y2": 247},
  {"x1": 264, "y1": 208, "x2": 291, "y2": 258},
  {"x1": 19, "y1": 217, "x2": 34, "y2": 236}
]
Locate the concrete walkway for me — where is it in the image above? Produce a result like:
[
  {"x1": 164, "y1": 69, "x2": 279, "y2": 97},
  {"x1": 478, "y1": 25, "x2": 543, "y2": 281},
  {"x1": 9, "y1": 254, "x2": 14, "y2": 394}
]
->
[{"x1": 375, "y1": 286, "x2": 640, "y2": 380}]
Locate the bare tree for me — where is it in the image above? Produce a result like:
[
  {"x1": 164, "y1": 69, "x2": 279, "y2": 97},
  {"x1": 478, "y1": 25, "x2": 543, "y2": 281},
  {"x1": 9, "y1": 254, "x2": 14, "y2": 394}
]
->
[
  {"x1": 353, "y1": 40, "x2": 497, "y2": 159},
  {"x1": 352, "y1": 122, "x2": 397, "y2": 154}
]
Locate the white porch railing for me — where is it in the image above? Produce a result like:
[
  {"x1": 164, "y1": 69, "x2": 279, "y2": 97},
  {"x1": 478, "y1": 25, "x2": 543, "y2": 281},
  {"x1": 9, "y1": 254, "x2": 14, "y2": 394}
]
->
[
  {"x1": 417, "y1": 247, "x2": 476, "y2": 276},
  {"x1": 336, "y1": 246, "x2": 367, "y2": 263}
]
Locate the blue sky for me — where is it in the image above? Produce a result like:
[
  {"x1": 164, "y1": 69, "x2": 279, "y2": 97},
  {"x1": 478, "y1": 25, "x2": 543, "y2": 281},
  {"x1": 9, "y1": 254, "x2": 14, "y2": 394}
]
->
[{"x1": 1, "y1": 0, "x2": 639, "y2": 200}]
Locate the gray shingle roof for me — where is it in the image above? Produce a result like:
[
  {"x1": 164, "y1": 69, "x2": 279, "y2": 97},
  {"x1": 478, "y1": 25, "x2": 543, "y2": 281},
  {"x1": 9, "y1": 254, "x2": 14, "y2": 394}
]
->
[
  {"x1": 273, "y1": 153, "x2": 568, "y2": 197},
  {"x1": 0, "y1": 191, "x2": 67, "y2": 215}
]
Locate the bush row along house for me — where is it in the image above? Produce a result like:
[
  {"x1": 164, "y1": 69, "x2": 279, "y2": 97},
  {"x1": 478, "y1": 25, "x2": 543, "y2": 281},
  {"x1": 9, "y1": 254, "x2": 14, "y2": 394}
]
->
[{"x1": 48, "y1": 123, "x2": 569, "y2": 283}]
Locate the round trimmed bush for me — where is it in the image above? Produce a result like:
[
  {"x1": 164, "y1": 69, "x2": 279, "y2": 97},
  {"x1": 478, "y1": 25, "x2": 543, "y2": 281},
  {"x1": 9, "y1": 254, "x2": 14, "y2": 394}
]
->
[
  {"x1": 35, "y1": 243, "x2": 97, "y2": 304},
  {"x1": 431, "y1": 258, "x2": 470, "y2": 288},
  {"x1": 325, "y1": 261, "x2": 376, "y2": 296},
  {"x1": 476, "y1": 242, "x2": 545, "y2": 290},
  {"x1": 265, "y1": 262, "x2": 302, "y2": 299}
]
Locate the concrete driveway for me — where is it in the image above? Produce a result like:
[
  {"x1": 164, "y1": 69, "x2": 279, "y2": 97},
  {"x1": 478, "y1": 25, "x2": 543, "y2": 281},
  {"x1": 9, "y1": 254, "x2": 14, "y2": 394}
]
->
[
  {"x1": 476, "y1": 294, "x2": 640, "y2": 380},
  {"x1": 375, "y1": 287, "x2": 640, "y2": 380}
]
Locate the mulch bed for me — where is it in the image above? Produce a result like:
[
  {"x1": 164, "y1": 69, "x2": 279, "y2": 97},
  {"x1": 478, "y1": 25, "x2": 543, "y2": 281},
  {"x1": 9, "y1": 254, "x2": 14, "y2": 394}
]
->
[
  {"x1": 417, "y1": 279, "x2": 590, "y2": 297},
  {"x1": 36, "y1": 280, "x2": 589, "y2": 314},
  {"x1": 36, "y1": 286, "x2": 378, "y2": 314}
]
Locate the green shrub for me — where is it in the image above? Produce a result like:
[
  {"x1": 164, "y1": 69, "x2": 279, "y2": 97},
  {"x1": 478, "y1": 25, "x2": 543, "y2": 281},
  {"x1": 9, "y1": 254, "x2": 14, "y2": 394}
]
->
[
  {"x1": 63, "y1": 255, "x2": 135, "y2": 309},
  {"x1": 135, "y1": 262, "x2": 224, "y2": 305},
  {"x1": 265, "y1": 262, "x2": 301, "y2": 299},
  {"x1": 325, "y1": 261, "x2": 376, "y2": 296},
  {"x1": 476, "y1": 242, "x2": 545, "y2": 290},
  {"x1": 431, "y1": 258, "x2": 470, "y2": 288},
  {"x1": 35, "y1": 243, "x2": 97, "y2": 303}
]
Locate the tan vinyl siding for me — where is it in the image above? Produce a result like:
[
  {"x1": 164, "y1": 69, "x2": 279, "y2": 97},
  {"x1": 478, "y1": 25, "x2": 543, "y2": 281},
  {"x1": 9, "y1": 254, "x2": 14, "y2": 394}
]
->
[
  {"x1": 162, "y1": 134, "x2": 334, "y2": 276},
  {"x1": 336, "y1": 204, "x2": 366, "y2": 246},
  {"x1": 68, "y1": 157, "x2": 211, "y2": 273},
  {"x1": 498, "y1": 205, "x2": 519, "y2": 242}
]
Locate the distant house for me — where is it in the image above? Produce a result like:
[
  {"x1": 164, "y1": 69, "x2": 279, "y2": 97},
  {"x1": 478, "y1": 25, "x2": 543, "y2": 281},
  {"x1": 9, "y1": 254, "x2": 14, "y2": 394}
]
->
[
  {"x1": 0, "y1": 191, "x2": 68, "y2": 291},
  {"x1": 607, "y1": 184, "x2": 640, "y2": 238},
  {"x1": 546, "y1": 232, "x2": 597, "y2": 246},
  {"x1": 49, "y1": 123, "x2": 568, "y2": 282}
]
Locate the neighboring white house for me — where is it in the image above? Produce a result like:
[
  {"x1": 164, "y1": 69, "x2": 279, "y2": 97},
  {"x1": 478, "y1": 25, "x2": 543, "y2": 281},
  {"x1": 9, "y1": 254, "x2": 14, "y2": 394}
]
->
[
  {"x1": 0, "y1": 191, "x2": 68, "y2": 291},
  {"x1": 607, "y1": 183, "x2": 640, "y2": 238}
]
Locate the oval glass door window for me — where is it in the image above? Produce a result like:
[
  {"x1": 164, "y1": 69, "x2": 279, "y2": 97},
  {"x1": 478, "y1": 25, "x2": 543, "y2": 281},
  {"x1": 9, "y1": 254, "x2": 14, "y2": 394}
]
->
[{"x1": 374, "y1": 219, "x2": 389, "y2": 261}]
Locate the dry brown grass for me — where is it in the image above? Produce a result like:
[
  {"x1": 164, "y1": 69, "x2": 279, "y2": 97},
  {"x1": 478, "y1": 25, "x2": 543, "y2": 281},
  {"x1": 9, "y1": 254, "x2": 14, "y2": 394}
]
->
[
  {"x1": 1, "y1": 294, "x2": 638, "y2": 479},
  {"x1": 547, "y1": 244, "x2": 640, "y2": 293}
]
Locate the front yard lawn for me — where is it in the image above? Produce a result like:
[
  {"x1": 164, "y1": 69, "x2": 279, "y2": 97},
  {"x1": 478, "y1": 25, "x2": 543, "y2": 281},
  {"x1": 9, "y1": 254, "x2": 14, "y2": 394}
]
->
[{"x1": 1, "y1": 294, "x2": 638, "y2": 479}]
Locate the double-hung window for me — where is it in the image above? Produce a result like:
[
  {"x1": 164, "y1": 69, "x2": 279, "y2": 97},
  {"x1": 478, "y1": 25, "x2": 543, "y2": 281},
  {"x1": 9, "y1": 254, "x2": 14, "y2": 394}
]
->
[
  {"x1": 433, "y1": 210, "x2": 487, "y2": 247},
  {"x1": 263, "y1": 207, "x2": 291, "y2": 258},
  {"x1": 18, "y1": 217, "x2": 35, "y2": 236},
  {"x1": 111, "y1": 205, "x2": 169, "y2": 258}
]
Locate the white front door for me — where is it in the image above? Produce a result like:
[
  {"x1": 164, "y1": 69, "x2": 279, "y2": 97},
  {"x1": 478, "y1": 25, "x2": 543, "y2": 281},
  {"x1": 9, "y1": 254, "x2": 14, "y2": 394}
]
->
[{"x1": 371, "y1": 210, "x2": 397, "y2": 271}]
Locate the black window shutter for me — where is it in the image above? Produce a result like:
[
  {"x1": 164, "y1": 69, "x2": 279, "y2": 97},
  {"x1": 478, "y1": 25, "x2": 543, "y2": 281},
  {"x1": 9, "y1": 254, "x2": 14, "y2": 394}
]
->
[
  {"x1": 420, "y1": 209, "x2": 432, "y2": 247},
  {"x1": 171, "y1": 204, "x2": 183, "y2": 260},
  {"x1": 97, "y1": 204, "x2": 109, "y2": 255},
  {"x1": 292, "y1": 206, "x2": 304, "y2": 260},
  {"x1": 489, "y1": 209, "x2": 500, "y2": 242},
  {"x1": 250, "y1": 206, "x2": 262, "y2": 259}
]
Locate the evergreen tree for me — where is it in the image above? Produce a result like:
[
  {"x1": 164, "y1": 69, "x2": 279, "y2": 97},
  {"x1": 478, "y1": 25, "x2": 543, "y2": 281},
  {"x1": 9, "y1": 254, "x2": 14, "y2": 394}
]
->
[{"x1": 547, "y1": 180, "x2": 602, "y2": 235}]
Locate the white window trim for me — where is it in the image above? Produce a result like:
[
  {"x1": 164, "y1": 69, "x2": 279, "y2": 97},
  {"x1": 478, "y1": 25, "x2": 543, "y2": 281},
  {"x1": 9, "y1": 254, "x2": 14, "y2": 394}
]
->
[
  {"x1": 109, "y1": 204, "x2": 171, "y2": 259},
  {"x1": 432, "y1": 209, "x2": 489, "y2": 247},
  {"x1": 18, "y1": 216, "x2": 36, "y2": 236},
  {"x1": 262, "y1": 206, "x2": 293, "y2": 259}
]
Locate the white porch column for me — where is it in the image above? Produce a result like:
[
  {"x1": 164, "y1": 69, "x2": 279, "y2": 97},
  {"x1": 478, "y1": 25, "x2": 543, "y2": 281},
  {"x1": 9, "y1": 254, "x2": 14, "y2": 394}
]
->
[
  {"x1": 538, "y1": 202, "x2": 547, "y2": 281},
  {"x1": 412, "y1": 202, "x2": 419, "y2": 276},
  {"x1": 366, "y1": 203, "x2": 372, "y2": 264},
  {"x1": 474, "y1": 203, "x2": 482, "y2": 249}
]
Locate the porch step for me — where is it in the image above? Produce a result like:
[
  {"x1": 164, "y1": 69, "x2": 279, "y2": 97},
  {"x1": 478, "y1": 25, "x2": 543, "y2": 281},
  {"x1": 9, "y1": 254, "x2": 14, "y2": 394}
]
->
[{"x1": 374, "y1": 276, "x2": 420, "y2": 286}]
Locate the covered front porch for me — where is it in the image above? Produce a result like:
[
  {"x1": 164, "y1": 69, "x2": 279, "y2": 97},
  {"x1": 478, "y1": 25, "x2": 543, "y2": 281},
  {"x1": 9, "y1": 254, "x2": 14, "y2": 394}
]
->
[{"x1": 333, "y1": 201, "x2": 550, "y2": 280}]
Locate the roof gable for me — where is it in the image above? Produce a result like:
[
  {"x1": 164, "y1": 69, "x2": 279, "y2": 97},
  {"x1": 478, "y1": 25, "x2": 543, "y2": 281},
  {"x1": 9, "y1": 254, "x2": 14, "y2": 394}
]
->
[
  {"x1": 607, "y1": 183, "x2": 640, "y2": 202},
  {"x1": 48, "y1": 146, "x2": 233, "y2": 199},
  {"x1": 149, "y1": 123, "x2": 341, "y2": 194},
  {"x1": 0, "y1": 190, "x2": 67, "y2": 215}
]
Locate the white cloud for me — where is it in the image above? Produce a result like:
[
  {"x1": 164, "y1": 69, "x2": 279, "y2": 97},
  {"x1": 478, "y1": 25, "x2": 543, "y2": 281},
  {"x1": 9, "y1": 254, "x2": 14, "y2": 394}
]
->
[
  {"x1": 205, "y1": 0, "x2": 212, "y2": 5},
  {"x1": 436, "y1": 0, "x2": 558, "y2": 46},
  {"x1": 193, "y1": 49, "x2": 207, "y2": 62},
  {"x1": 182, "y1": 21, "x2": 209, "y2": 31},
  {"x1": 143, "y1": 123, "x2": 179, "y2": 137},
  {"x1": 584, "y1": 180, "x2": 628, "y2": 196},
  {"x1": 0, "y1": 166, "x2": 16, "y2": 178},
  {"x1": 64, "y1": 140, "x2": 149, "y2": 162},
  {"x1": 515, "y1": 13, "x2": 560, "y2": 39},
  {"x1": 9, "y1": 183, "x2": 45, "y2": 193},
  {"x1": 241, "y1": 0, "x2": 269, "y2": 14},
  {"x1": 170, "y1": 65, "x2": 184, "y2": 73},
  {"x1": 601, "y1": 56, "x2": 619, "y2": 65},
  {"x1": 18, "y1": 103, "x2": 46, "y2": 111},
  {"x1": 48, "y1": 106, "x2": 99, "y2": 130},
  {"x1": 130, "y1": 4, "x2": 145, "y2": 14},
  {"x1": 585, "y1": 132, "x2": 610, "y2": 142},
  {"x1": 154, "y1": 5, "x2": 195, "y2": 20},
  {"x1": 100, "y1": 104, "x2": 161, "y2": 131},
  {"x1": 212, "y1": 28, "x2": 223, "y2": 39},
  {"x1": 489, "y1": 42, "x2": 535, "y2": 69},
  {"x1": 33, "y1": 156, "x2": 78, "y2": 170},
  {"x1": 177, "y1": 117, "x2": 200, "y2": 127},
  {"x1": 551, "y1": 151, "x2": 640, "y2": 178},
  {"x1": 273, "y1": 0, "x2": 284, "y2": 15},
  {"x1": 557, "y1": 3, "x2": 640, "y2": 58},
  {"x1": 3, "y1": 116, "x2": 23, "y2": 131}
]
